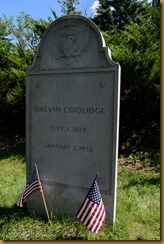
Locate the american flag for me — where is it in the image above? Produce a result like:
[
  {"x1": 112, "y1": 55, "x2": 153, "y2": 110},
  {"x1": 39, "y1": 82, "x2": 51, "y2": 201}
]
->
[
  {"x1": 76, "y1": 178, "x2": 106, "y2": 234},
  {"x1": 17, "y1": 169, "x2": 42, "y2": 207}
]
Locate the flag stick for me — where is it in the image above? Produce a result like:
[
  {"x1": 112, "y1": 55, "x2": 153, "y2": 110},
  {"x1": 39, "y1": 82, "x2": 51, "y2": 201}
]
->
[
  {"x1": 95, "y1": 172, "x2": 99, "y2": 181},
  {"x1": 34, "y1": 163, "x2": 51, "y2": 224}
]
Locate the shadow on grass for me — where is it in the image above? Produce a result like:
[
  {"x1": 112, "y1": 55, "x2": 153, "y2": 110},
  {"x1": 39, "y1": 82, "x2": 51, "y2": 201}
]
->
[
  {"x1": 0, "y1": 204, "x2": 46, "y2": 229},
  {"x1": 123, "y1": 175, "x2": 160, "y2": 189},
  {"x1": 0, "y1": 205, "x2": 24, "y2": 229},
  {"x1": 0, "y1": 205, "x2": 88, "y2": 240},
  {"x1": 0, "y1": 141, "x2": 26, "y2": 162}
]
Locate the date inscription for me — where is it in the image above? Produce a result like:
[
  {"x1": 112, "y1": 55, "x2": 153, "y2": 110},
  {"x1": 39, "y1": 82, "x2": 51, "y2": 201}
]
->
[
  {"x1": 44, "y1": 143, "x2": 93, "y2": 153},
  {"x1": 50, "y1": 125, "x2": 86, "y2": 133}
]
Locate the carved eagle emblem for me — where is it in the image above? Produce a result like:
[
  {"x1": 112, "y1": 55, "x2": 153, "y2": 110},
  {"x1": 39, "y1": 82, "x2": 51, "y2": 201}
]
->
[{"x1": 51, "y1": 24, "x2": 89, "y2": 65}]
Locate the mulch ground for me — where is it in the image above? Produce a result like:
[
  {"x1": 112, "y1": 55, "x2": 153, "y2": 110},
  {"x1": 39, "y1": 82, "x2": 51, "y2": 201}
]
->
[{"x1": 118, "y1": 157, "x2": 158, "y2": 172}]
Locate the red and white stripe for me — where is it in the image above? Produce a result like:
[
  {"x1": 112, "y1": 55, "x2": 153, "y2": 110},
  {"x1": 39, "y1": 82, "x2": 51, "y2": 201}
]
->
[
  {"x1": 76, "y1": 198, "x2": 106, "y2": 234},
  {"x1": 17, "y1": 180, "x2": 41, "y2": 207}
]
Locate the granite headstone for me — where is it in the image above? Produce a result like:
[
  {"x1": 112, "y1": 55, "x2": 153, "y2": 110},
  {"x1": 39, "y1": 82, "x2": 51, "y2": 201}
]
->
[{"x1": 26, "y1": 15, "x2": 121, "y2": 225}]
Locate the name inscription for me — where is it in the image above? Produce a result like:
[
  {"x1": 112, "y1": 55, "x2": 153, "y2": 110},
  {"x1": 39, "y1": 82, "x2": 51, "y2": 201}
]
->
[
  {"x1": 34, "y1": 105, "x2": 105, "y2": 155},
  {"x1": 34, "y1": 106, "x2": 105, "y2": 114}
]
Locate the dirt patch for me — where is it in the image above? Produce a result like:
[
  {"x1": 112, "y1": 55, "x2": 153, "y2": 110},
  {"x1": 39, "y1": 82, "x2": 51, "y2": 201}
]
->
[{"x1": 118, "y1": 155, "x2": 159, "y2": 173}]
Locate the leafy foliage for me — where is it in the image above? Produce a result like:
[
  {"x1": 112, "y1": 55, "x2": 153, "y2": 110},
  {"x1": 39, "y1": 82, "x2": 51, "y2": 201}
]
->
[
  {"x1": 92, "y1": 0, "x2": 151, "y2": 32},
  {"x1": 0, "y1": 15, "x2": 34, "y2": 119},
  {"x1": 33, "y1": 9, "x2": 59, "y2": 41},
  {"x1": 57, "y1": 0, "x2": 81, "y2": 15},
  {"x1": 97, "y1": 2, "x2": 160, "y2": 151}
]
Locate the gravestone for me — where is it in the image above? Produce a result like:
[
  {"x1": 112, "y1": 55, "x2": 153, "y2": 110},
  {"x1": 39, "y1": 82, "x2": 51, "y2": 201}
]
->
[{"x1": 26, "y1": 15, "x2": 121, "y2": 225}]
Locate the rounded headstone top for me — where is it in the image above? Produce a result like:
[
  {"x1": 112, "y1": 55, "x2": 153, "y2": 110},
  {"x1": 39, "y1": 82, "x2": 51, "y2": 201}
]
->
[{"x1": 29, "y1": 14, "x2": 116, "y2": 72}]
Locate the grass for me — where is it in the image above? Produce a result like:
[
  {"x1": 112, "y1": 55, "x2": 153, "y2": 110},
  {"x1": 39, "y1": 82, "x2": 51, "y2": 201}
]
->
[{"x1": 0, "y1": 141, "x2": 160, "y2": 240}]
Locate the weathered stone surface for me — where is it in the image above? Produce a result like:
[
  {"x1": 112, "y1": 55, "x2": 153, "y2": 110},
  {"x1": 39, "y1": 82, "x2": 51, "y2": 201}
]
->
[{"x1": 26, "y1": 15, "x2": 121, "y2": 225}]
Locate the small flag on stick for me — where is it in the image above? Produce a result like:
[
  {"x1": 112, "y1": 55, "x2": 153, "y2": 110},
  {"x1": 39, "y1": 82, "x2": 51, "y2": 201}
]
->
[
  {"x1": 17, "y1": 164, "x2": 51, "y2": 224},
  {"x1": 17, "y1": 167, "x2": 41, "y2": 207},
  {"x1": 76, "y1": 173, "x2": 106, "y2": 234}
]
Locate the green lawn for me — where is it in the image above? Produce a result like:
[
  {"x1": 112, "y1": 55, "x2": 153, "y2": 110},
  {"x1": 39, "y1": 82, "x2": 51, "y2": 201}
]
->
[{"x1": 0, "y1": 141, "x2": 160, "y2": 240}]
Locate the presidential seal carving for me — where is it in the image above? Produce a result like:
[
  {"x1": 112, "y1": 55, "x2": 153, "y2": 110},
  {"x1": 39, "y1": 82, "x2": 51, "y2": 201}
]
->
[{"x1": 50, "y1": 22, "x2": 89, "y2": 65}]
